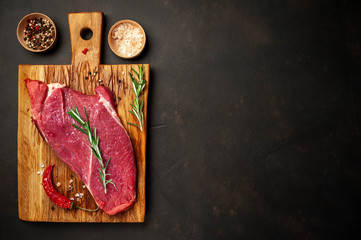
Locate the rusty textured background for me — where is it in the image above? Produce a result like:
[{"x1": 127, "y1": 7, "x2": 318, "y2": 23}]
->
[{"x1": 1, "y1": 0, "x2": 361, "y2": 239}]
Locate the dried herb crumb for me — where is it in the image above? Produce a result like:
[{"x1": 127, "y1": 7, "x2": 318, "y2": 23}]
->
[
  {"x1": 51, "y1": 206, "x2": 55, "y2": 211},
  {"x1": 85, "y1": 76, "x2": 89, "y2": 80}
]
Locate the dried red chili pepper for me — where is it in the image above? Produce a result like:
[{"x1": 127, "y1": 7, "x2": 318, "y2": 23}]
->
[
  {"x1": 42, "y1": 164, "x2": 98, "y2": 212},
  {"x1": 82, "y1": 48, "x2": 89, "y2": 54},
  {"x1": 43, "y1": 164, "x2": 73, "y2": 209}
]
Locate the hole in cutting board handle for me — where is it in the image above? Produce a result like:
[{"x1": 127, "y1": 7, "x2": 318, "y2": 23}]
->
[{"x1": 80, "y1": 28, "x2": 93, "y2": 40}]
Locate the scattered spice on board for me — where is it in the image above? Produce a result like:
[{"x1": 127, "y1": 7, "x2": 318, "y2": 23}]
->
[{"x1": 24, "y1": 17, "x2": 55, "y2": 50}]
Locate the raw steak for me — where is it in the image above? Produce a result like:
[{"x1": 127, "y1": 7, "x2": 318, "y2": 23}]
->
[{"x1": 25, "y1": 78, "x2": 136, "y2": 215}]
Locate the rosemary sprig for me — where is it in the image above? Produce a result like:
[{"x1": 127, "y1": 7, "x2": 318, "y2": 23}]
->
[
  {"x1": 127, "y1": 65, "x2": 146, "y2": 131},
  {"x1": 67, "y1": 106, "x2": 115, "y2": 194}
]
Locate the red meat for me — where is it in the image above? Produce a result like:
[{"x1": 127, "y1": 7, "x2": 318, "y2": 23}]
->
[{"x1": 25, "y1": 79, "x2": 136, "y2": 215}]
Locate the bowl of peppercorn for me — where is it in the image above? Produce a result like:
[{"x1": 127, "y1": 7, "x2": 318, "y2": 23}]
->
[{"x1": 17, "y1": 13, "x2": 57, "y2": 52}]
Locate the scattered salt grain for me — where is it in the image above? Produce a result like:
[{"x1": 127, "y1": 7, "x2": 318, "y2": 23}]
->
[
  {"x1": 37, "y1": 171, "x2": 41, "y2": 175},
  {"x1": 70, "y1": 197, "x2": 74, "y2": 201},
  {"x1": 56, "y1": 182, "x2": 61, "y2": 187},
  {"x1": 69, "y1": 179, "x2": 73, "y2": 184},
  {"x1": 82, "y1": 185, "x2": 86, "y2": 189},
  {"x1": 75, "y1": 193, "x2": 80, "y2": 197},
  {"x1": 40, "y1": 163, "x2": 44, "y2": 168},
  {"x1": 111, "y1": 22, "x2": 144, "y2": 57},
  {"x1": 77, "y1": 198, "x2": 80, "y2": 202}
]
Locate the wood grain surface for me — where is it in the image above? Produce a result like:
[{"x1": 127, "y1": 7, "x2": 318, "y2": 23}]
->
[{"x1": 17, "y1": 12, "x2": 148, "y2": 222}]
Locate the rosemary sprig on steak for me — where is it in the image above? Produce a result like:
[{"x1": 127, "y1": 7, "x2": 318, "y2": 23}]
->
[
  {"x1": 128, "y1": 65, "x2": 146, "y2": 131},
  {"x1": 67, "y1": 106, "x2": 116, "y2": 194}
]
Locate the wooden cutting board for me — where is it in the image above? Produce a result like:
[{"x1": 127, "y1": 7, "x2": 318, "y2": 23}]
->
[{"x1": 17, "y1": 12, "x2": 148, "y2": 222}]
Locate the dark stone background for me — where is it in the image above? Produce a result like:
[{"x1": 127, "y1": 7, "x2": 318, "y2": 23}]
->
[{"x1": 1, "y1": 0, "x2": 361, "y2": 239}]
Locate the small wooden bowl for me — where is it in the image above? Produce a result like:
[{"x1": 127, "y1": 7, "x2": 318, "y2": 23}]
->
[
  {"x1": 108, "y1": 19, "x2": 146, "y2": 59},
  {"x1": 17, "y1": 13, "x2": 57, "y2": 52}
]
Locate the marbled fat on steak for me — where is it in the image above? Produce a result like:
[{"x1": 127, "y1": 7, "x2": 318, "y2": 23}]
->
[{"x1": 25, "y1": 79, "x2": 136, "y2": 215}]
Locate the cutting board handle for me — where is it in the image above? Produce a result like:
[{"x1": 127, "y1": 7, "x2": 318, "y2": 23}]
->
[{"x1": 68, "y1": 12, "x2": 103, "y2": 70}]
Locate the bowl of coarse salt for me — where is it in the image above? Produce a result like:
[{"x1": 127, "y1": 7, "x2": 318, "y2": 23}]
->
[{"x1": 108, "y1": 19, "x2": 146, "y2": 59}]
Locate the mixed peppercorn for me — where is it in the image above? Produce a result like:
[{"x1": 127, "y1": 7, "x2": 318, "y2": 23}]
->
[{"x1": 24, "y1": 17, "x2": 55, "y2": 50}]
